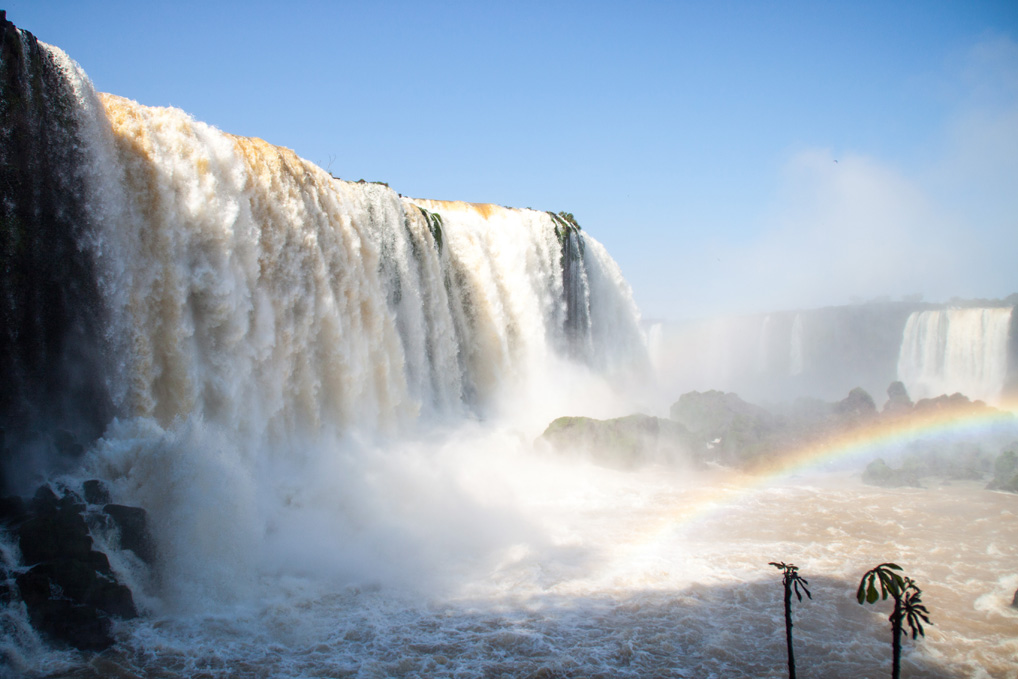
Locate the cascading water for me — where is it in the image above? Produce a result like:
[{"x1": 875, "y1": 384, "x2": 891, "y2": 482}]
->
[
  {"x1": 789, "y1": 313, "x2": 804, "y2": 377},
  {"x1": 3, "y1": 17, "x2": 1017, "y2": 679},
  {"x1": 897, "y1": 308, "x2": 1013, "y2": 404},
  {"x1": 90, "y1": 93, "x2": 647, "y2": 438},
  {"x1": 1, "y1": 54, "x2": 645, "y2": 457},
  {"x1": 0, "y1": 20, "x2": 651, "y2": 668}
]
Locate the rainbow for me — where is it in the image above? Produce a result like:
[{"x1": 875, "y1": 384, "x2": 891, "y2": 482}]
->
[
  {"x1": 604, "y1": 398, "x2": 1018, "y2": 574},
  {"x1": 746, "y1": 397, "x2": 1018, "y2": 480}
]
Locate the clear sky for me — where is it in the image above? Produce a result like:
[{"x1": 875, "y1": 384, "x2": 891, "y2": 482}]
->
[{"x1": 8, "y1": 1, "x2": 1018, "y2": 320}]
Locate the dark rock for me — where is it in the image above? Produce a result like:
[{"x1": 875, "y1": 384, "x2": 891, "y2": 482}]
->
[
  {"x1": 0, "y1": 564, "x2": 13, "y2": 604},
  {"x1": 15, "y1": 592, "x2": 114, "y2": 651},
  {"x1": 883, "y1": 381, "x2": 913, "y2": 414},
  {"x1": 539, "y1": 414, "x2": 697, "y2": 469},
  {"x1": 0, "y1": 12, "x2": 115, "y2": 496},
  {"x1": 104, "y1": 504, "x2": 156, "y2": 564},
  {"x1": 862, "y1": 458, "x2": 922, "y2": 488},
  {"x1": 54, "y1": 429, "x2": 85, "y2": 458},
  {"x1": 835, "y1": 387, "x2": 877, "y2": 421},
  {"x1": 8, "y1": 483, "x2": 145, "y2": 650},
  {"x1": 0, "y1": 494, "x2": 26, "y2": 525},
  {"x1": 670, "y1": 390, "x2": 778, "y2": 463},
  {"x1": 19, "y1": 558, "x2": 136, "y2": 618},
  {"x1": 29, "y1": 486, "x2": 60, "y2": 514},
  {"x1": 18, "y1": 504, "x2": 93, "y2": 564},
  {"x1": 914, "y1": 392, "x2": 982, "y2": 413},
  {"x1": 1012, "y1": 589, "x2": 1018, "y2": 608},
  {"x1": 83, "y1": 479, "x2": 111, "y2": 505},
  {"x1": 987, "y1": 446, "x2": 1018, "y2": 492}
]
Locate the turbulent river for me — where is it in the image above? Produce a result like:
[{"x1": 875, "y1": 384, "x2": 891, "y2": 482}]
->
[
  {"x1": 11, "y1": 440, "x2": 1018, "y2": 679},
  {"x1": 2, "y1": 16, "x2": 1016, "y2": 679}
]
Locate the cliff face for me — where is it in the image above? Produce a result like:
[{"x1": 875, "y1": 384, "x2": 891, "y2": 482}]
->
[{"x1": 0, "y1": 13, "x2": 113, "y2": 492}]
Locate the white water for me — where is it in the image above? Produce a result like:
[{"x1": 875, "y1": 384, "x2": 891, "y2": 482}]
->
[
  {"x1": 4, "y1": 41, "x2": 1017, "y2": 679},
  {"x1": 12, "y1": 456, "x2": 1018, "y2": 679},
  {"x1": 789, "y1": 313, "x2": 804, "y2": 377},
  {"x1": 897, "y1": 308, "x2": 1013, "y2": 404}
]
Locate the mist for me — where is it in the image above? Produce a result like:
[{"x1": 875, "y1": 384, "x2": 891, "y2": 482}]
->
[
  {"x1": 630, "y1": 36, "x2": 1018, "y2": 322},
  {"x1": 2, "y1": 14, "x2": 1017, "y2": 679}
]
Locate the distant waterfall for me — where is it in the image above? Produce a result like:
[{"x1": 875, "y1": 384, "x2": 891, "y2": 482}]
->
[
  {"x1": 897, "y1": 308, "x2": 1012, "y2": 403},
  {"x1": 789, "y1": 314, "x2": 804, "y2": 376}
]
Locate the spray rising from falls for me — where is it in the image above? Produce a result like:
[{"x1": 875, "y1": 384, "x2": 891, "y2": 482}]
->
[
  {"x1": 897, "y1": 308, "x2": 1013, "y2": 404},
  {"x1": 0, "y1": 38, "x2": 645, "y2": 471},
  {"x1": 0, "y1": 26, "x2": 646, "y2": 615},
  {"x1": 5, "y1": 22, "x2": 1018, "y2": 678}
]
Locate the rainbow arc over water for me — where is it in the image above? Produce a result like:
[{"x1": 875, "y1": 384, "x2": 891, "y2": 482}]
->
[
  {"x1": 747, "y1": 398, "x2": 1018, "y2": 481},
  {"x1": 603, "y1": 399, "x2": 1018, "y2": 581}
]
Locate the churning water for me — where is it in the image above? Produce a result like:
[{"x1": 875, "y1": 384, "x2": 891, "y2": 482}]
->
[
  {"x1": 8, "y1": 446, "x2": 1018, "y2": 678},
  {"x1": 1, "y1": 24, "x2": 1015, "y2": 679}
]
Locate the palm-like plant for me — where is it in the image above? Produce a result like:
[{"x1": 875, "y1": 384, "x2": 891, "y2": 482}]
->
[
  {"x1": 769, "y1": 561, "x2": 811, "y2": 679},
  {"x1": 857, "y1": 563, "x2": 932, "y2": 679}
]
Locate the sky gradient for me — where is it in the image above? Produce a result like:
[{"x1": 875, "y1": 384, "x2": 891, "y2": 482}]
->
[{"x1": 8, "y1": 1, "x2": 1018, "y2": 320}]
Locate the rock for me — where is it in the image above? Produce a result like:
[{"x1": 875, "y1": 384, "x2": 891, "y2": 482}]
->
[
  {"x1": 18, "y1": 502, "x2": 93, "y2": 564},
  {"x1": 883, "y1": 381, "x2": 913, "y2": 414},
  {"x1": 540, "y1": 414, "x2": 697, "y2": 469},
  {"x1": 29, "y1": 486, "x2": 60, "y2": 514},
  {"x1": 0, "y1": 564, "x2": 13, "y2": 604},
  {"x1": 669, "y1": 390, "x2": 778, "y2": 463},
  {"x1": 913, "y1": 392, "x2": 984, "y2": 414},
  {"x1": 0, "y1": 495, "x2": 26, "y2": 525},
  {"x1": 104, "y1": 504, "x2": 156, "y2": 564},
  {"x1": 16, "y1": 593, "x2": 114, "y2": 651},
  {"x1": 835, "y1": 387, "x2": 877, "y2": 421},
  {"x1": 53, "y1": 430, "x2": 85, "y2": 458},
  {"x1": 83, "y1": 479, "x2": 111, "y2": 505},
  {"x1": 987, "y1": 446, "x2": 1018, "y2": 492},
  {"x1": 1012, "y1": 589, "x2": 1018, "y2": 608},
  {"x1": 9, "y1": 484, "x2": 145, "y2": 650},
  {"x1": 862, "y1": 458, "x2": 922, "y2": 488},
  {"x1": 18, "y1": 558, "x2": 136, "y2": 619}
]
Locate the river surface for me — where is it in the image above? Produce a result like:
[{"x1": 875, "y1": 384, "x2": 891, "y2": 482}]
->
[{"x1": 16, "y1": 452, "x2": 1017, "y2": 679}]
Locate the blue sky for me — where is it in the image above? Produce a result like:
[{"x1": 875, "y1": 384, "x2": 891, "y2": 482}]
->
[{"x1": 9, "y1": 1, "x2": 1018, "y2": 319}]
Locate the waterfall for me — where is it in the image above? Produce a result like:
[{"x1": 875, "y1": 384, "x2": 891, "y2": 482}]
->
[
  {"x1": 3, "y1": 53, "x2": 643, "y2": 438},
  {"x1": 789, "y1": 314, "x2": 804, "y2": 376},
  {"x1": 756, "y1": 315, "x2": 772, "y2": 373},
  {"x1": 897, "y1": 308, "x2": 1012, "y2": 403},
  {"x1": 0, "y1": 25, "x2": 648, "y2": 618}
]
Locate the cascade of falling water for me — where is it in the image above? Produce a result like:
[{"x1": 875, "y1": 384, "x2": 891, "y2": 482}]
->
[
  {"x1": 2, "y1": 29, "x2": 649, "y2": 611},
  {"x1": 789, "y1": 314, "x2": 804, "y2": 377},
  {"x1": 897, "y1": 307, "x2": 1012, "y2": 403}
]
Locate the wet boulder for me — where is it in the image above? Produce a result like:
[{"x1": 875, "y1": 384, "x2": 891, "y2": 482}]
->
[
  {"x1": 669, "y1": 390, "x2": 779, "y2": 463},
  {"x1": 883, "y1": 381, "x2": 913, "y2": 414},
  {"x1": 539, "y1": 414, "x2": 698, "y2": 469},
  {"x1": 861, "y1": 458, "x2": 922, "y2": 488},
  {"x1": 83, "y1": 479, "x2": 111, "y2": 505},
  {"x1": 18, "y1": 490, "x2": 92, "y2": 564},
  {"x1": 835, "y1": 387, "x2": 878, "y2": 422},
  {"x1": 0, "y1": 564, "x2": 13, "y2": 604},
  {"x1": 10, "y1": 484, "x2": 143, "y2": 650},
  {"x1": 0, "y1": 494, "x2": 26, "y2": 525},
  {"x1": 103, "y1": 503, "x2": 156, "y2": 565},
  {"x1": 17, "y1": 557, "x2": 136, "y2": 619},
  {"x1": 987, "y1": 446, "x2": 1018, "y2": 493}
]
